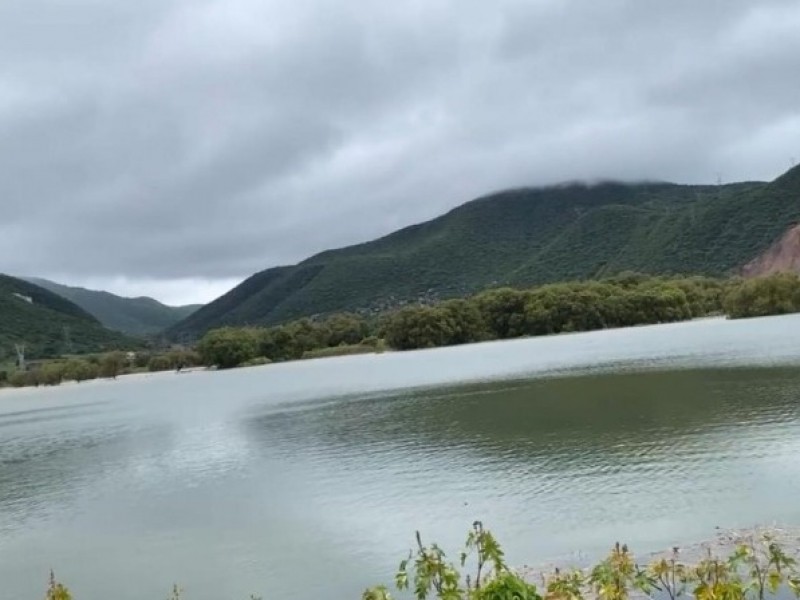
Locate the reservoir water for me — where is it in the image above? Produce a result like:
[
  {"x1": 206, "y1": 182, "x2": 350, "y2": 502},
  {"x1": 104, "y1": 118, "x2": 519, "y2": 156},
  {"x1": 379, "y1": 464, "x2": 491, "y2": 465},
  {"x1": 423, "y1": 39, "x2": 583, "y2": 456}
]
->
[{"x1": 2, "y1": 315, "x2": 800, "y2": 599}]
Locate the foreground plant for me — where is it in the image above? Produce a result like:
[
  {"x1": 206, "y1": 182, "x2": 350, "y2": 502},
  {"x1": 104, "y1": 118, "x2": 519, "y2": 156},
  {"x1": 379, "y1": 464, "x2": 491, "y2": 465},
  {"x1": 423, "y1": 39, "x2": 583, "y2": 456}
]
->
[
  {"x1": 544, "y1": 568, "x2": 586, "y2": 600},
  {"x1": 38, "y1": 526, "x2": 800, "y2": 600},
  {"x1": 45, "y1": 571, "x2": 72, "y2": 600},
  {"x1": 366, "y1": 527, "x2": 800, "y2": 600},
  {"x1": 365, "y1": 521, "x2": 541, "y2": 600},
  {"x1": 641, "y1": 547, "x2": 688, "y2": 600},
  {"x1": 689, "y1": 547, "x2": 744, "y2": 600},
  {"x1": 729, "y1": 533, "x2": 798, "y2": 600}
]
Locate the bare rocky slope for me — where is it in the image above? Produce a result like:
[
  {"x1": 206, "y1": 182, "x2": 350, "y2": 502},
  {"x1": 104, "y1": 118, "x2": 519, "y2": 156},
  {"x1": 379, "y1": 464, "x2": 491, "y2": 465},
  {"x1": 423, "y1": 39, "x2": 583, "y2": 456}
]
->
[{"x1": 741, "y1": 224, "x2": 800, "y2": 278}]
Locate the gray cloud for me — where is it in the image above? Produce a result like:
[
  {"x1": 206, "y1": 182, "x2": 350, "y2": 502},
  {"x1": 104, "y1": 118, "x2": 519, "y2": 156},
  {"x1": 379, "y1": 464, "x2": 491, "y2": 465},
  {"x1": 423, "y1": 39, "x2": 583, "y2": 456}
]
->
[{"x1": 1, "y1": 0, "x2": 799, "y2": 303}]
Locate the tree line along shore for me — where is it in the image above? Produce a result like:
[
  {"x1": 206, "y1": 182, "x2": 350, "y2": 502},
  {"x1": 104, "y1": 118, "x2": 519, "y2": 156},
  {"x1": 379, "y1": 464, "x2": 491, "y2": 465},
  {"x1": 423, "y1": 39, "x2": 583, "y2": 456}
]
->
[{"x1": 4, "y1": 272, "x2": 800, "y2": 389}]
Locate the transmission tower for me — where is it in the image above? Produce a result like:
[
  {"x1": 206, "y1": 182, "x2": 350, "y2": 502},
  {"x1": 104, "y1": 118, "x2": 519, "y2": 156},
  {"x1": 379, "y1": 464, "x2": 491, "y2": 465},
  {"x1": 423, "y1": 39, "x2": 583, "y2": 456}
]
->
[
  {"x1": 63, "y1": 326, "x2": 74, "y2": 354},
  {"x1": 14, "y1": 344, "x2": 26, "y2": 371}
]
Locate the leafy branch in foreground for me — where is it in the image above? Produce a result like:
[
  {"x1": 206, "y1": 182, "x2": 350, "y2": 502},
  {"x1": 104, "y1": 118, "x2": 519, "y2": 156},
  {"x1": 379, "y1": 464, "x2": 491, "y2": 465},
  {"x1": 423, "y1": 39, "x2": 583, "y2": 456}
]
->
[
  {"x1": 45, "y1": 571, "x2": 72, "y2": 600},
  {"x1": 372, "y1": 521, "x2": 542, "y2": 600},
  {"x1": 640, "y1": 547, "x2": 688, "y2": 600}
]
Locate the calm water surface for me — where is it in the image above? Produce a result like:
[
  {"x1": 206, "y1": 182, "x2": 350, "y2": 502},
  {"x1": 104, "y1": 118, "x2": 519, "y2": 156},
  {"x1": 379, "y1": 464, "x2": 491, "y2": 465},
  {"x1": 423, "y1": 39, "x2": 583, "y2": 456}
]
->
[{"x1": 3, "y1": 316, "x2": 800, "y2": 599}]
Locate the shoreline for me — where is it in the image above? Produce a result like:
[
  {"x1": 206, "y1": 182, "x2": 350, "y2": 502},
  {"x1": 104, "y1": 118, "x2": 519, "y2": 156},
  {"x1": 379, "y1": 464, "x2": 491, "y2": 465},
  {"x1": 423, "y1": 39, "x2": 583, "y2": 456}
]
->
[
  {"x1": 0, "y1": 365, "x2": 209, "y2": 397},
  {"x1": 0, "y1": 347, "x2": 390, "y2": 396},
  {"x1": 520, "y1": 524, "x2": 800, "y2": 583},
  {"x1": 7, "y1": 313, "x2": 800, "y2": 399}
]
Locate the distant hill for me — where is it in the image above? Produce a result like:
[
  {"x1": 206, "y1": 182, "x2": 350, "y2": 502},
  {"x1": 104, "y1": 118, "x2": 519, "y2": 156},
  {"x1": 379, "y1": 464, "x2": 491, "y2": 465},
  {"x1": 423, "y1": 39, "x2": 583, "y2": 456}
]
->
[
  {"x1": 0, "y1": 274, "x2": 141, "y2": 361},
  {"x1": 26, "y1": 278, "x2": 202, "y2": 336},
  {"x1": 168, "y1": 165, "x2": 800, "y2": 340}
]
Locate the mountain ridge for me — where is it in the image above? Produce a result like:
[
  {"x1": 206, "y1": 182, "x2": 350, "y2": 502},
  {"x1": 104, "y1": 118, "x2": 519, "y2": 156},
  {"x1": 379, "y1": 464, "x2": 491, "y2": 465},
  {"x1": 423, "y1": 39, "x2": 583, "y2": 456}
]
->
[
  {"x1": 165, "y1": 165, "x2": 799, "y2": 339},
  {"x1": 0, "y1": 274, "x2": 140, "y2": 360},
  {"x1": 25, "y1": 278, "x2": 202, "y2": 336}
]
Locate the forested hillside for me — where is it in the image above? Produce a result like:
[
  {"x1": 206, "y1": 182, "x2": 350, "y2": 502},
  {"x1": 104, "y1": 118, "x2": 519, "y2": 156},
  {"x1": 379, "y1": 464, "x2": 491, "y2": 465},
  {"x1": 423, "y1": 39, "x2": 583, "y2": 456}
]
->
[
  {"x1": 0, "y1": 274, "x2": 140, "y2": 360},
  {"x1": 27, "y1": 278, "x2": 201, "y2": 336},
  {"x1": 169, "y1": 165, "x2": 800, "y2": 339}
]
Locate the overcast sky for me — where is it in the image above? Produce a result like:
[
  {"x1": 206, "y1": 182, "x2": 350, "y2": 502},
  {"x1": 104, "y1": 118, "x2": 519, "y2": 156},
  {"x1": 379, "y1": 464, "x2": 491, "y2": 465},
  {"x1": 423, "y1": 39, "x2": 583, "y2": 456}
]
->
[{"x1": 2, "y1": 0, "x2": 799, "y2": 305}]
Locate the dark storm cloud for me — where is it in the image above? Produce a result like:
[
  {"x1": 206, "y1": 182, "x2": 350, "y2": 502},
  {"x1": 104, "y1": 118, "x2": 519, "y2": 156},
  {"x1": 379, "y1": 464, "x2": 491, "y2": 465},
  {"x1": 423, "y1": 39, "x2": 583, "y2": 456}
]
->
[{"x1": 1, "y1": 0, "x2": 799, "y2": 302}]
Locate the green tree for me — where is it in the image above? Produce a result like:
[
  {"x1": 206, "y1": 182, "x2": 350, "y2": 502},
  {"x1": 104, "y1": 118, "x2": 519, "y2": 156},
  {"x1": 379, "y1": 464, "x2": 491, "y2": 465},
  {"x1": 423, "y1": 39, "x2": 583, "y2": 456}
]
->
[
  {"x1": 256, "y1": 326, "x2": 304, "y2": 361},
  {"x1": 523, "y1": 286, "x2": 606, "y2": 335},
  {"x1": 383, "y1": 306, "x2": 455, "y2": 350},
  {"x1": 624, "y1": 286, "x2": 691, "y2": 324},
  {"x1": 723, "y1": 273, "x2": 800, "y2": 319},
  {"x1": 440, "y1": 299, "x2": 487, "y2": 345},
  {"x1": 197, "y1": 327, "x2": 258, "y2": 369},
  {"x1": 284, "y1": 318, "x2": 328, "y2": 355},
  {"x1": 324, "y1": 313, "x2": 369, "y2": 346},
  {"x1": 671, "y1": 276, "x2": 725, "y2": 317},
  {"x1": 475, "y1": 288, "x2": 530, "y2": 339}
]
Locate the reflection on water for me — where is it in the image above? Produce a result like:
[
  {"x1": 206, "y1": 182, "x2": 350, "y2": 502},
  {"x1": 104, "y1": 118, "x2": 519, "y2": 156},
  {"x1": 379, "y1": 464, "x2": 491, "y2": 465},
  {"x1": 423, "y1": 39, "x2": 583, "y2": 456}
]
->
[{"x1": 2, "y1": 316, "x2": 800, "y2": 599}]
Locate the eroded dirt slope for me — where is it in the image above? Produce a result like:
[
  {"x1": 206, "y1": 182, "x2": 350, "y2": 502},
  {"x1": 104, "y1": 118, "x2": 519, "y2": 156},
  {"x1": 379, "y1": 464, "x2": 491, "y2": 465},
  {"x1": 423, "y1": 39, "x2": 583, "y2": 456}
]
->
[{"x1": 742, "y1": 223, "x2": 800, "y2": 277}]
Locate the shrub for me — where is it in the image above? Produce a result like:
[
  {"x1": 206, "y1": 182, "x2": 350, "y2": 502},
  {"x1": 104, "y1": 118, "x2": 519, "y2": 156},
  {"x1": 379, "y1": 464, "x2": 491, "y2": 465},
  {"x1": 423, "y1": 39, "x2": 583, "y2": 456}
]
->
[
  {"x1": 61, "y1": 359, "x2": 98, "y2": 382},
  {"x1": 166, "y1": 349, "x2": 202, "y2": 370},
  {"x1": 360, "y1": 336, "x2": 381, "y2": 347},
  {"x1": 148, "y1": 355, "x2": 173, "y2": 372},
  {"x1": 133, "y1": 351, "x2": 152, "y2": 368},
  {"x1": 9, "y1": 370, "x2": 36, "y2": 387},
  {"x1": 38, "y1": 362, "x2": 66, "y2": 386},
  {"x1": 99, "y1": 351, "x2": 127, "y2": 379}
]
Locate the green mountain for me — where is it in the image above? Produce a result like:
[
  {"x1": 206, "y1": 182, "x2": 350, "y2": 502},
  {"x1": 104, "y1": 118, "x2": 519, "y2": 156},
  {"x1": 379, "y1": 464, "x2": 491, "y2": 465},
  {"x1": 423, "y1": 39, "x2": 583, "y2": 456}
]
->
[
  {"x1": 168, "y1": 165, "x2": 800, "y2": 340},
  {"x1": 0, "y1": 274, "x2": 141, "y2": 361},
  {"x1": 26, "y1": 278, "x2": 202, "y2": 336}
]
